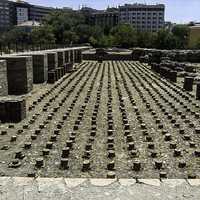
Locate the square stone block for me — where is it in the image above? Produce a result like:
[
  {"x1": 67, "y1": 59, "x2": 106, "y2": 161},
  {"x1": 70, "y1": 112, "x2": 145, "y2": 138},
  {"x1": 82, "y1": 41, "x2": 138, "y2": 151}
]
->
[
  {"x1": 0, "y1": 60, "x2": 8, "y2": 96},
  {"x1": 0, "y1": 56, "x2": 33, "y2": 95}
]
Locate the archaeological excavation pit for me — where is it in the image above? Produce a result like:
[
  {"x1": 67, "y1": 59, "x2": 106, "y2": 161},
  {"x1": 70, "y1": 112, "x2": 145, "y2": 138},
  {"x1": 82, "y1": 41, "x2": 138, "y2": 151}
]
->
[{"x1": 0, "y1": 60, "x2": 200, "y2": 179}]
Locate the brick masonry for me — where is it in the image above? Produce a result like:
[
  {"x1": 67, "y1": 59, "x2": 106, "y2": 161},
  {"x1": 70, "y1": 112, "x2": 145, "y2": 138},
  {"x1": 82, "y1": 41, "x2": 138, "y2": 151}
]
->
[
  {"x1": 0, "y1": 56, "x2": 33, "y2": 95},
  {"x1": 0, "y1": 60, "x2": 8, "y2": 96}
]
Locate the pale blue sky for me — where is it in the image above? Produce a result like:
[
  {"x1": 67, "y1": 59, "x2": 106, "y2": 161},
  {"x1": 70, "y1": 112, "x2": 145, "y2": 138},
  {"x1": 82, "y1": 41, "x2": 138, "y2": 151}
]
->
[{"x1": 26, "y1": 0, "x2": 200, "y2": 23}]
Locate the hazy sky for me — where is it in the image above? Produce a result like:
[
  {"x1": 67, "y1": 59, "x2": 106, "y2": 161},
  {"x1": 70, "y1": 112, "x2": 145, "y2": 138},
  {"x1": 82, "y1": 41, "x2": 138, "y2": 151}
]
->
[{"x1": 26, "y1": 0, "x2": 200, "y2": 23}]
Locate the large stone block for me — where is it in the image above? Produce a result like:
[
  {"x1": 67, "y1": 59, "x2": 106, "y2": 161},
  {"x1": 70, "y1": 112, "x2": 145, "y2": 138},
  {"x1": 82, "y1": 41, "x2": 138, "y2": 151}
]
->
[
  {"x1": 57, "y1": 50, "x2": 65, "y2": 67},
  {"x1": 19, "y1": 53, "x2": 48, "y2": 83},
  {"x1": 196, "y1": 83, "x2": 200, "y2": 100},
  {"x1": 56, "y1": 67, "x2": 63, "y2": 80},
  {"x1": 0, "y1": 97, "x2": 26, "y2": 123},
  {"x1": 0, "y1": 56, "x2": 33, "y2": 95},
  {"x1": 46, "y1": 52, "x2": 58, "y2": 71},
  {"x1": 65, "y1": 63, "x2": 73, "y2": 72},
  {"x1": 70, "y1": 50, "x2": 74, "y2": 63},
  {"x1": 0, "y1": 100, "x2": 7, "y2": 122},
  {"x1": 75, "y1": 49, "x2": 82, "y2": 63},
  {"x1": 48, "y1": 70, "x2": 56, "y2": 84},
  {"x1": 187, "y1": 51, "x2": 200, "y2": 63},
  {"x1": 148, "y1": 50, "x2": 163, "y2": 64},
  {"x1": 184, "y1": 77, "x2": 194, "y2": 91},
  {"x1": 64, "y1": 50, "x2": 70, "y2": 63},
  {"x1": 0, "y1": 60, "x2": 8, "y2": 96},
  {"x1": 132, "y1": 48, "x2": 146, "y2": 60}
]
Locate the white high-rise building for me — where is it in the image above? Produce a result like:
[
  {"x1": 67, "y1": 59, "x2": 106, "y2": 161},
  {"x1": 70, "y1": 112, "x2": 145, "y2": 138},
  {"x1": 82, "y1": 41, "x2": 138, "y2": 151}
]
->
[
  {"x1": 16, "y1": 7, "x2": 28, "y2": 24},
  {"x1": 119, "y1": 4, "x2": 165, "y2": 32}
]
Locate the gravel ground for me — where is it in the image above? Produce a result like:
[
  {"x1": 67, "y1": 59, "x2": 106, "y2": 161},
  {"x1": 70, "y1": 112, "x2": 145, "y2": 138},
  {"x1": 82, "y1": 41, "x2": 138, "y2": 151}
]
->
[{"x1": 0, "y1": 61, "x2": 199, "y2": 179}]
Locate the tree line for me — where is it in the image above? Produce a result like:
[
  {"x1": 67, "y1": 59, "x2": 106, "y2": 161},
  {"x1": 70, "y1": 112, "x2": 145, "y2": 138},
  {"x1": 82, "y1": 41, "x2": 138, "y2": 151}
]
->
[{"x1": 0, "y1": 9, "x2": 198, "y2": 50}]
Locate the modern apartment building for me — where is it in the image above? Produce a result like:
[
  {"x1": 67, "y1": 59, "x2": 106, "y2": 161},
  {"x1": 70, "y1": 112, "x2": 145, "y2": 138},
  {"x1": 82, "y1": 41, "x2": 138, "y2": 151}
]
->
[
  {"x1": 119, "y1": 4, "x2": 165, "y2": 32},
  {"x1": 0, "y1": 1, "x2": 166, "y2": 33},
  {"x1": 80, "y1": 7, "x2": 98, "y2": 25},
  {"x1": 0, "y1": 0, "x2": 55, "y2": 32},
  {"x1": 0, "y1": 0, "x2": 12, "y2": 31},
  {"x1": 29, "y1": 4, "x2": 54, "y2": 22},
  {"x1": 14, "y1": 2, "x2": 30, "y2": 25},
  {"x1": 91, "y1": 11, "x2": 119, "y2": 28}
]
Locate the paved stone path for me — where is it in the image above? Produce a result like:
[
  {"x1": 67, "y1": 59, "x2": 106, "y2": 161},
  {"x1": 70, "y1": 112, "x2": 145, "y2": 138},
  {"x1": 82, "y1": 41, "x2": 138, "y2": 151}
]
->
[{"x1": 0, "y1": 178, "x2": 200, "y2": 200}]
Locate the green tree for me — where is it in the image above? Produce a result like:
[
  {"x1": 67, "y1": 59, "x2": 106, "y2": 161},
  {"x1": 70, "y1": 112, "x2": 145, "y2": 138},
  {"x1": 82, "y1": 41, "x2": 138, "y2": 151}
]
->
[
  {"x1": 172, "y1": 25, "x2": 189, "y2": 48},
  {"x1": 153, "y1": 29, "x2": 178, "y2": 49},
  {"x1": 89, "y1": 36, "x2": 98, "y2": 47},
  {"x1": 74, "y1": 24, "x2": 93, "y2": 43},
  {"x1": 31, "y1": 25, "x2": 55, "y2": 45},
  {"x1": 195, "y1": 38, "x2": 200, "y2": 49},
  {"x1": 89, "y1": 26, "x2": 104, "y2": 47},
  {"x1": 137, "y1": 31, "x2": 156, "y2": 48},
  {"x1": 90, "y1": 26, "x2": 104, "y2": 39},
  {"x1": 98, "y1": 35, "x2": 115, "y2": 47},
  {"x1": 6, "y1": 27, "x2": 31, "y2": 44},
  {"x1": 43, "y1": 10, "x2": 85, "y2": 43},
  {"x1": 110, "y1": 24, "x2": 137, "y2": 48},
  {"x1": 63, "y1": 30, "x2": 79, "y2": 45}
]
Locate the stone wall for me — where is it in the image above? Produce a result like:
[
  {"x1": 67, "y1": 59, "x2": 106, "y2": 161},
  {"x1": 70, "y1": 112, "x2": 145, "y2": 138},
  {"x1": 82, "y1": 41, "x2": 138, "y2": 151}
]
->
[
  {"x1": 0, "y1": 56, "x2": 33, "y2": 95},
  {"x1": 132, "y1": 48, "x2": 200, "y2": 63},
  {"x1": 83, "y1": 52, "x2": 133, "y2": 61},
  {"x1": 0, "y1": 60, "x2": 8, "y2": 96}
]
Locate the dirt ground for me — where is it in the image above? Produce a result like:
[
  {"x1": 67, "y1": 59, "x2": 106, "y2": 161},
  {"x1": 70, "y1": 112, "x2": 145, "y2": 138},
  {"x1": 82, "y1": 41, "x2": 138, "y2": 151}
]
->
[{"x1": 0, "y1": 61, "x2": 199, "y2": 179}]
